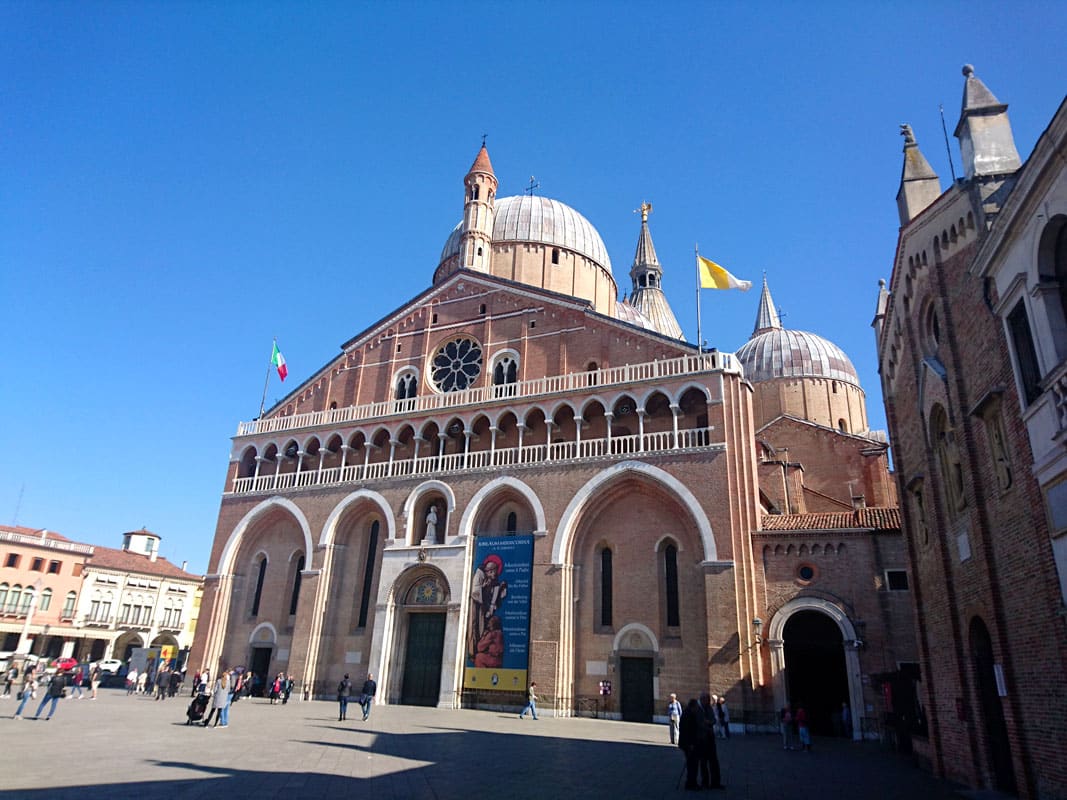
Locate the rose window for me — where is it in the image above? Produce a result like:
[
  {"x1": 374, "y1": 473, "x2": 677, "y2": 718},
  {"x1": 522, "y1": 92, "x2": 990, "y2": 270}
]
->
[{"x1": 430, "y1": 337, "x2": 483, "y2": 392}]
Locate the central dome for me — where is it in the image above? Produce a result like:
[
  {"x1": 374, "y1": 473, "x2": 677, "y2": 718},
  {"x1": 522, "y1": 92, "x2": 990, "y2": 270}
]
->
[{"x1": 440, "y1": 195, "x2": 612, "y2": 271}]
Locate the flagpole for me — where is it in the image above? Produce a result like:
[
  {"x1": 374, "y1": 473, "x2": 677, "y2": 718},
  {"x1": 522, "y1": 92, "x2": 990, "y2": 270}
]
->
[
  {"x1": 695, "y1": 244, "x2": 703, "y2": 354},
  {"x1": 259, "y1": 338, "x2": 275, "y2": 419}
]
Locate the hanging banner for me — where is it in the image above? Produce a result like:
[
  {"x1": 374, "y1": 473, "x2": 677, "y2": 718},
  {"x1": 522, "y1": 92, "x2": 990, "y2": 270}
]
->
[{"x1": 463, "y1": 534, "x2": 533, "y2": 692}]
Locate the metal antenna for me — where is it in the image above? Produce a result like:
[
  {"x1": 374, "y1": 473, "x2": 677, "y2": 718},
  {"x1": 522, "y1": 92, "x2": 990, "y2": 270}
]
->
[{"x1": 939, "y1": 104, "x2": 958, "y2": 182}]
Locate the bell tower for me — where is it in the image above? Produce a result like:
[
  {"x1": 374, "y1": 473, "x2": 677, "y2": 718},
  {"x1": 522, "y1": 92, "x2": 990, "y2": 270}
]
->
[{"x1": 460, "y1": 142, "x2": 498, "y2": 274}]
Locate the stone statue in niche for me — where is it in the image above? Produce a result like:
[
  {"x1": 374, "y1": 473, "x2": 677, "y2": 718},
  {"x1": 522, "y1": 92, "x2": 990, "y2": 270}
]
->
[{"x1": 424, "y1": 504, "x2": 439, "y2": 545}]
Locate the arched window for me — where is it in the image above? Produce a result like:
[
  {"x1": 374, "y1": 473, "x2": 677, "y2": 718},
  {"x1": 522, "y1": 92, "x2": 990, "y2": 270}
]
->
[
  {"x1": 551, "y1": 247, "x2": 560, "y2": 265},
  {"x1": 838, "y1": 418, "x2": 848, "y2": 432},
  {"x1": 506, "y1": 511, "x2": 518, "y2": 533},
  {"x1": 492, "y1": 353, "x2": 519, "y2": 398},
  {"x1": 664, "y1": 544, "x2": 680, "y2": 627},
  {"x1": 0, "y1": 583, "x2": 8, "y2": 611},
  {"x1": 599, "y1": 548, "x2": 613, "y2": 627},
  {"x1": 19, "y1": 587, "x2": 33, "y2": 614},
  {"x1": 357, "y1": 520, "x2": 380, "y2": 629},
  {"x1": 62, "y1": 591, "x2": 76, "y2": 618},
  {"x1": 395, "y1": 372, "x2": 418, "y2": 401},
  {"x1": 251, "y1": 558, "x2": 267, "y2": 616},
  {"x1": 8, "y1": 585, "x2": 22, "y2": 613},
  {"x1": 472, "y1": 185, "x2": 480, "y2": 201},
  {"x1": 38, "y1": 588, "x2": 52, "y2": 612},
  {"x1": 289, "y1": 555, "x2": 305, "y2": 616}
]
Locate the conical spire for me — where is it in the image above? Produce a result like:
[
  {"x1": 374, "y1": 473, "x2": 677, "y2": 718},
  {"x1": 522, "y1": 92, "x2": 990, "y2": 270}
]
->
[
  {"x1": 626, "y1": 202, "x2": 684, "y2": 340},
  {"x1": 954, "y1": 64, "x2": 1021, "y2": 180},
  {"x1": 896, "y1": 124, "x2": 941, "y2": 226},
  {"x1": 469, "y1": 143, "x2": 495, "y2": 176},
  {"x1": 752, "y1": 276, "x2": 782, "y2": 336},
  {"x1": 631, "y1": 202, "x2": 660, "y2": 271}
]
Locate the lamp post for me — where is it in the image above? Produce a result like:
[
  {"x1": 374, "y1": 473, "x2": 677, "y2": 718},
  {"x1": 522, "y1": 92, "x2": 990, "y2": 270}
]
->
[{"x1": 15, "y1": 578, "x2": 44, "y2": 655}]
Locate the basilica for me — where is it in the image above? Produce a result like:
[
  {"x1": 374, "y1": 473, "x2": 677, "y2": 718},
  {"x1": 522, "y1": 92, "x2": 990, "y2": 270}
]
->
[{"x1": 190, "y1": 143, "x2": 913, "y2": 737}]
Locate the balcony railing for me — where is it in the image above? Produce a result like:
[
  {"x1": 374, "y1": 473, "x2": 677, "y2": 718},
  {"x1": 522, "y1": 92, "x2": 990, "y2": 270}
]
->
[
  {"x1": 228, "y1": 426, "x2": 722, "y2": 496},
  {"x1": 0, "y1": 530, "x2": 94, "y2": 555},
  {"x1": 236, "y1": 351, "x2": 741, "y2": 438},
  {"x1": 83, "y1": 615, "x2": 113, "y2": 627}
]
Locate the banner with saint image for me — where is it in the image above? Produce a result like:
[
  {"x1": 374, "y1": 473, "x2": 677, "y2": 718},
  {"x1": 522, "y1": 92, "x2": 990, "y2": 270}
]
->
[{"x1": 463, "y1": 534, "x2": 533, "y2": 691}]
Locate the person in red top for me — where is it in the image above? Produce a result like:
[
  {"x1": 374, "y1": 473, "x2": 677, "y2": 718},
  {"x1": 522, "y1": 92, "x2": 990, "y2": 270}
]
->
[{"x1": 795, "y1": 705, "x2": 812, "y2": 751}]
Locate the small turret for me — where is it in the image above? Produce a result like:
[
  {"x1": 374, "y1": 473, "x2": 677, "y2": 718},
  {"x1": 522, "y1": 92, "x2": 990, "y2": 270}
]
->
[
  {"x1": 459, "y1": 143, "x2": 498, "y2": 273},
  {"x1": 626, "y1": 202, "x2": 684, "y2": 340},
  {"x1": 752, "y1": 276, "x2": 782, "y2": 335},
  {"x1": 954, "y1": 64, "x2": 1021, "y2": 180},
  {"x1": 896, "y1": 124, "x2": 942, "y2": 226}
]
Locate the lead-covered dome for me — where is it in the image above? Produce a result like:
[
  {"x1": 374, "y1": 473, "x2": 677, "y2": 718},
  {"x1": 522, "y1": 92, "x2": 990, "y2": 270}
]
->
[
  {"x1": 440, "y1": 195, "x2": 612, "y2": 271},
  {"x1": 736, "y1": 328, "x2": 860, "y2": 385}
]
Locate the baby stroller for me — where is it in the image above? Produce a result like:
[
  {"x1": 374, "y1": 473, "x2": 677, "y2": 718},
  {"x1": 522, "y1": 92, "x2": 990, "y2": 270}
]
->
[{"x1": 186, "y1": 692, "x2": 210, "y2": 725}]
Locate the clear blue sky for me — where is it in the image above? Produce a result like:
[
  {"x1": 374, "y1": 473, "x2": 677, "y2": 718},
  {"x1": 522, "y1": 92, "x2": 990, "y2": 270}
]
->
[{"x1": 2, "y1": 2, "x2": 1062, "y2": 574}]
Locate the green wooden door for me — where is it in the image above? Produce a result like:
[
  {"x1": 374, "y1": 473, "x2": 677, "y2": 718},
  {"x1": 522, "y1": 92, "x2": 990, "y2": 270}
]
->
[{"x1": 400, "y1": 613, "x2": 445, "y2": 706}]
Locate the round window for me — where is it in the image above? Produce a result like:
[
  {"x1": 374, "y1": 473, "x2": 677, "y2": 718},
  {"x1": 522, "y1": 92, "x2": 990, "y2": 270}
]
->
[
  {"x1": 797, "y1": 564, "x2": 816, "y2": 583},
  {"x1": 430, "y1": 337, "x2": 483, "y2": 392}
]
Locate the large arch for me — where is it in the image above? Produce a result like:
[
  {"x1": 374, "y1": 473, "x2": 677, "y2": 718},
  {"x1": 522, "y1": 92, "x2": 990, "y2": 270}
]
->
[
  {"x1": 319, "y1": 489, "x2": 395, "y2": 546},
  {"x1": 401, "y1": 480, "x2": 458, "y2": 542},
  {"x1": 457, "y1": 476, "x2": 548, "y2": 539},
  {"x1": 216, "y1": 497, "x2": 313, "y2": 577},
  {"x1": 552, "y1": 460, "x2": 718, "y2": 565},
  {"x1": 766, "y1": 596, "x2": 864, "y2": 740}
]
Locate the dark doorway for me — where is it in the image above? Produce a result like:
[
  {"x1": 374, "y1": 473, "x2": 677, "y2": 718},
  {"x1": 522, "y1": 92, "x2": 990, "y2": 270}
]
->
[
  {"x1": 249, "y1": 646, "x2": 272, "y2": 696},
  {"x1": 970, "y1": 618, "x2": 1016, "y2": 794},
  {"x1": 401, "y1": 612, "x2": 445, "y2": 706},
  {"x1": 784, "y1": 610, "x2": 848, "y2": 736},
  {"x1": 619, "y1": 657, "x2": 654, "y2": 722}
]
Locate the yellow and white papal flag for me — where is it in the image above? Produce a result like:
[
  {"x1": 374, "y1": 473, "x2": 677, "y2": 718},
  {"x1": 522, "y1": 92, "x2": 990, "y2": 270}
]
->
[{"x1": 698, "y1": 255, "x2": 752, "y2": 291}]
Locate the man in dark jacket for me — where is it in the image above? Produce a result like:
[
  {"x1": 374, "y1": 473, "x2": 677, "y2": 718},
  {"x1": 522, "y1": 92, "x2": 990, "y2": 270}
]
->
[
  {"x1": 33, "y1": 671, "x2": 67, "y2": 720},
  {"x1": 697, "y1": 692, "x2": 725, "y2": 790},
  {"x1": 337, "y1": 673, "x2": 352, "y2": 721},
  {"x1": 678, "y1": 698, "x2": 702, "y2": 790},
  {"x1": 359, "y1": 673, "x2": 377, "y2": 721}
]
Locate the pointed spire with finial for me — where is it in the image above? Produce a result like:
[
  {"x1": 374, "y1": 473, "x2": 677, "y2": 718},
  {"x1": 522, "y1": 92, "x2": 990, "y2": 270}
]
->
[
  {"x1": 896, "y1": 123, "x2": 941, "y2": 226},
  {"x1": 954, "y1": 64, "x2": 1021, "y2": 180},
  {"x1": 460, "y1": 140, "x2": 498, "y2": 273},
  {"x1": 626, "y1": 201, "x2": 684, "y2": 340},
  {"x1": 752, "y1": 275, "x2": 782, "y2": 336}
]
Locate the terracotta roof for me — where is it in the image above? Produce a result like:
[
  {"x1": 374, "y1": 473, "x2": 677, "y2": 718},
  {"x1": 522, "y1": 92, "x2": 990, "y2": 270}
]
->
[
  {"x1": 87, "y1": 545, "x2": 202, "y2": 580},
  {"x1": 468, "y1": 144, "x2": 494, "y2": 175},
  {"x1": 759, "y1": 507, "x2": 901, "y2": 532}
]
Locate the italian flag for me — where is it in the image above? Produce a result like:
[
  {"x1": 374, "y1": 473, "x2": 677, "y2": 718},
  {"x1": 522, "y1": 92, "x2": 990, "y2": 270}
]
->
[{"x1": 271, "y1": 341, "x2": 288, "y2": 381}]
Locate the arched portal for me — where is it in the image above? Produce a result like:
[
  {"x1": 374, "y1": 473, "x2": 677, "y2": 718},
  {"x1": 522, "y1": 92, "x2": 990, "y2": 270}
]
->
[
  {"x1": 767, "y1": 597, "x2": 863, "y2": 740},
  {"x1": 782, "y1": 611, "x2": 847, "y2": 736},
  {"x1": 389, "y1": 568, "x2": 451, "y2": 708},
  {"x1": 970, "y1": 617, "x2": 1016, "y2": 794}
]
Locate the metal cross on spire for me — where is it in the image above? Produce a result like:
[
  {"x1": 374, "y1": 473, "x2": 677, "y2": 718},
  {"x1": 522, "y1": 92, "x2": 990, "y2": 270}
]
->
[
  {"x1": 634, "y1": 201, "x2": 653, "y2": 222},
  {"x1": 481, "y1": 133, "x2": 488, "y2": 147},
  {"x1": 524, "y1": 176, "x2": 540, "y2": 196}
]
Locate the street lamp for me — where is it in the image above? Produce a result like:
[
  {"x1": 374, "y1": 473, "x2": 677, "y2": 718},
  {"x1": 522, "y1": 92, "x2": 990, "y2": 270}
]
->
[{"x1": 15, "y1": 578, "x2": 44, "y2": 655}]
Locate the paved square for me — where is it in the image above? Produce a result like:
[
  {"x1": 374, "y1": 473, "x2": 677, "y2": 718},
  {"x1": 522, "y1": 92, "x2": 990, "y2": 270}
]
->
[{"x1": 0, "y1": 689, "x2": 966, "y2": 799}]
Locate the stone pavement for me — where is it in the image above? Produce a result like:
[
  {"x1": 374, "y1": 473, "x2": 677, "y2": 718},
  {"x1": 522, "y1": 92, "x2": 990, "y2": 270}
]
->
[{"x1": 0, "y1": 689, "x2": 970, "y2": 799}]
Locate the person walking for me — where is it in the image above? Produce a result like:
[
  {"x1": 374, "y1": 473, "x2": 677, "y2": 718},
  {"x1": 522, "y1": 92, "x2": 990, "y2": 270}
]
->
[
  {"x1": 69, "y1": 667, "x2": 85, "y2": 699},
  {"x1": 518, "y1": 681, "x2": 538, "y2": 720},
  {"x1": 89, "y1": 665, "x2": 101, "y2": 700},
  {"x1": 697, "y1": 692, "x2": 724, "y2": 790},
  {"x1": 33, "y1": 670, "x2": 68, "y2": 720},
  {"x1": 667, "y1": 693, "x2": 683, "y2": 745},
  {"x1": 136, "y1": 670, "x2": 148, "y2": 695},
  {"x1": 126, "y1": 667, "x2": 138, "y2": 696},
  {"x1": 282, "y1": 674, "x2": 294, "y2": 704},
  {"x1": 12, "y1": 663, "x2": 39, "y2": 719},
  {"x1": 796, "y1": 705, "x2": 812, "y2": 751},
  {"x1": 203, "y1": 671, "x2": 230, "y2": 728},
  {"x1": 337, "y1": 673, "x2": 352, "y2": 721},
  {"x1": 3, "y1": 663, "x2": 18, "y2": 698},
  {"x1": 780, "y1": 703, "x2": 795, "y2": 750},
  {"x1": 678, "y1": 698, "x2": 701, "y2": 790},
  {"x1": 359, "y1": 673, "x2": 377, "y2": 721},
  {"x1": 716, "y1": 695, "x2": 730, "y2": 739}
]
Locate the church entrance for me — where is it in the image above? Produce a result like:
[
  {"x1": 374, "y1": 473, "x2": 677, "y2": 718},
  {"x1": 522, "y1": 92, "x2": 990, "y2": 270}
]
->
[
  {"x1": 783, "y1": 610, "x2": 847, "y2": 736},
  {"x1": 400, "y1": 612, "x2": 445, "y2": 706},
  {"x1": 619, "y1": 657, "x2": 654, "y2": 722},
  {"x1": 249, "y1": 646, "x2": 272, "y2": 696},
  {"x1": 970, "y1": 618, "x2": 1016, "y2": 794}
]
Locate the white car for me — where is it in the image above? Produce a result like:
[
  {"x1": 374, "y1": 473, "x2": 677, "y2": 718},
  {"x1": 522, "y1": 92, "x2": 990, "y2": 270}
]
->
[{"x1": 92, "y1": 658, "x2": 124, "y2": 674}]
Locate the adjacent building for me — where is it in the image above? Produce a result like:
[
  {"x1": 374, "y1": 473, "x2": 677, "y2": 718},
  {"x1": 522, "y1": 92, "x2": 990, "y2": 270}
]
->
[
  {"x1": 876, "y1": 65, "x2": 1067, "y2": 798},
  {"x1": 0, "y1": 524, "x2": 203, "y2": 666}
]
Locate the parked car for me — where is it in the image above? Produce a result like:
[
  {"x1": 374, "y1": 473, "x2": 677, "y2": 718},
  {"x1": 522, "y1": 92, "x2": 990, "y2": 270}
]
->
[
  {"x1": 92, "y1": 658, "x2": 123, "y2": 674},
  {"x1": 50, "y1": 656, "x2": 79, "y2": 672}
]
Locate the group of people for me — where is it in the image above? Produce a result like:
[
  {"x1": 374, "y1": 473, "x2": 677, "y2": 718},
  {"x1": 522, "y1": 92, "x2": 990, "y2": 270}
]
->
[
  {"x1": 780, "y1": 703, "x2": 813, "y2": 751},
  {"x1": 66, "y1": 665, "x2": 103, "y2": 700},
  {"x1": 673, "y1": 692, "x2": 727, "y2": 791},
  {"x1": 336, "y1": 672, "x2": 377, "y2": 722},
  {"x1": 267, "y1": 672, "x2": 295, "y2": 704}
]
